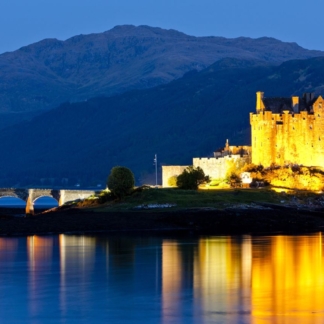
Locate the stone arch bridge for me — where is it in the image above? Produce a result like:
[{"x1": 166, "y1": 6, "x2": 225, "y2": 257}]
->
[{"x1": 0, "y1": 188, "x2": 99, "y2": 214}]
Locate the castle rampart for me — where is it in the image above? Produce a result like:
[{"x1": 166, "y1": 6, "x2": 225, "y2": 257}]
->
[
  {"x1": 162, "y1": 144, "x2": 250, "y2": 188},
  {"x1": 193, "y1": 155, "x2": 243, "y2": 179}
]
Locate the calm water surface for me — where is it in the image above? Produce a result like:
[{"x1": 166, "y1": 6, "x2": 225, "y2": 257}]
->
[
  {"x1": 0, "y1": 196, "x2": 58, "y2": 208},
  {"x1": 0, "y1": 233, "x2": 323, "y2": 323}
]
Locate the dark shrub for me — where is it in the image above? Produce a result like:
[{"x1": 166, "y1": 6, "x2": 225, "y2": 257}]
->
[
  {"x1": 107, "y1": 166, "x2": 135, "y2": 198},
  {"x1": 176, "y1": 166, "x2": 209, "y2": 190},
  {"x1": 229, "y1": 173, "x2": 242, "y2": 188}
]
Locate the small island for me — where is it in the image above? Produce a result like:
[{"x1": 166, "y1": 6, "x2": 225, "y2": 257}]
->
[{"x1": 0, "y1": 186, "x2": 323, "y2": 236}]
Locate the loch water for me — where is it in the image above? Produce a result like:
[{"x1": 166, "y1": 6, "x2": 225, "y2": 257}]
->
[{"x1": 0, "y1": 233, "x2": 324, "y2": 324}]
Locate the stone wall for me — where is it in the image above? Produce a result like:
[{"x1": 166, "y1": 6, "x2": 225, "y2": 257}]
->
[
  {"x1": 162, "y1": 166, "x2": 189, "y2": 187},
  {"x1": 59, "y1": 190, "x2": 97, "y2": 204},
  {"x1": 162, "y1": 155, "x2": 249, "y2": 188},
  {"x1": 193, "y1": 155, "x2": 245, "y2": 179}
]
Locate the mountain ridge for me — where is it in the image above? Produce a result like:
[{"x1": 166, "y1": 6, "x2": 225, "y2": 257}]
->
[{"x1": 0, "y1": 24, "x2": 323, "y2": 124}]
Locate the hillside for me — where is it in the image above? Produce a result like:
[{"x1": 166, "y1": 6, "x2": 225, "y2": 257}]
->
[
  {"x1": 1, "y1": 57, "x2": 324, "y2": 187},
  {"x1": 0, "y1": 25, "x2": 323, "y2": 129}
]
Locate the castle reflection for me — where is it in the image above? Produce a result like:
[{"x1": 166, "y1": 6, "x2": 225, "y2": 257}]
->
[
  {"x1": 251, "y1": 234, "x2": 324, "y2": 324},
  {"x1": 0, "y1": 233, "x2": 323, "y2": 322},
  {"x1": 192, "y1": 237, "x2": 252, "y2": 323}
]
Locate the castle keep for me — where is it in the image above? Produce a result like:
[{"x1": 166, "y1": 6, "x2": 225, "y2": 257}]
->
[{"x1": 250, "y1": 92, "x2": 324, "y2": 168}]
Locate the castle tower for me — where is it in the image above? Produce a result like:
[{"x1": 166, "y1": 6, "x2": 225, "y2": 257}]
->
[
  {"x1": 256, "y1": 91, "x2": 265, "y2": 113},
  {"x1": 251, "y1": 91, "x2": 324, "y2": 168},
  {"x1": 225, "y1": 139, "x2": 229, "y2": 152}
]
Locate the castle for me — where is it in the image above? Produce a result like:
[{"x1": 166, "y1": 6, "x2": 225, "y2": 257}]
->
[
  {"x1": 162, "y1": 91, "x2": 324, "y2": 187},
  {"x1": 251, "y1": 92, "x2": 324, "y2": 168}
]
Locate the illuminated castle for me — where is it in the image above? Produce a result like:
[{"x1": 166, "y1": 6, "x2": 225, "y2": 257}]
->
[
  {"x1": 163, "y1": 91, "x2": 324, "y2": 187},
  {"x1": 250, "y1": 92, "x2": 324, "y2": 167}
]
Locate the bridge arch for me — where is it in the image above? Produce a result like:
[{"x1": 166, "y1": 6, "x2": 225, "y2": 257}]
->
[
  {"x1": 33, "y1": 196, "x2": 59, "y2": 203},
  {"x1": 33, "y1": 196, "x2": 59, "y2": 212},
  {"x1": 27, "y1": 189, "x2": 61, "y2": 215}
]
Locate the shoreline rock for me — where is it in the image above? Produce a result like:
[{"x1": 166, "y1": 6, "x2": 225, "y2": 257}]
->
[{"x1": 0, "y1": 204, "x2": 323, "y2": 236}]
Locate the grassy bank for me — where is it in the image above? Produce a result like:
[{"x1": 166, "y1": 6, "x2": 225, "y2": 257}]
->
[{"x1": 76, "y1": 187, "x2": 323, "y2": 212}]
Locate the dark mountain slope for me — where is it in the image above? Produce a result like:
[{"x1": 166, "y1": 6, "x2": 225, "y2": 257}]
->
[
  {"x1": 1, "y1": 57, "x2": 324, "y2": 186},
  {"x1": 0, "y1": 24, "x2": 323, "y2": 121}
]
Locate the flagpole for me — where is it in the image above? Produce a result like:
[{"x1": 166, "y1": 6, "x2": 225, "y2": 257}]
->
[{"x1": 155, "y1": 154, "x2": 157, "y2": 186}]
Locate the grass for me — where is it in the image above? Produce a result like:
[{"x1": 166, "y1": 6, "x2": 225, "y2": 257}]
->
[{"x1": 80, "y1": 187, "x2": 313, "y2": 212}]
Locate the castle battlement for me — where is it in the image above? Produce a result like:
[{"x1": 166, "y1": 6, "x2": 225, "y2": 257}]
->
[
  {"x1": 250, "y1": 91, "x2": 324, "y2": 167},
  {"x1": 194, "y1": 155, "x2": 241, "y2": 162},
  {"x1": 193, "y1": 154, "x2": 246, "y2": 179}
]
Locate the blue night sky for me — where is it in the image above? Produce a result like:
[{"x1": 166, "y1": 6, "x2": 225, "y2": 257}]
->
[{"x1": 0, "y1": 0, "x2": 323, "y2": 54}]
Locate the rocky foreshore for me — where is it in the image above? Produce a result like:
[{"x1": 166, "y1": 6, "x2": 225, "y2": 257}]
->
[{"x1": 0, "y1": 203, "x2": 323, "y2": 236}]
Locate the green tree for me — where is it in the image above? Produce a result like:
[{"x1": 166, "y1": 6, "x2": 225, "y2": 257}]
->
[
  {"x1": 176, "y1": 166, "x2": 209, "y2": 190},
  {"x1": 107, "y1": 166, "x2": 135, "y2": 198}
]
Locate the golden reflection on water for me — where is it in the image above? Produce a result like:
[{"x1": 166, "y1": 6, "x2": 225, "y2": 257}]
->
[
  {"x1": 162, "y1": 240, "x2": 184, "y2": 323},
  {"x1": 161, "y1": 234, "x2": 324, "y2": 323},
  {"x1": 0, "y1": 233, "x2": 323, "y2": 322},
  {"x1": 27, "y1": 236, "x2": 55, "y2": 315},
  {"x1": 193, "y1": 237, "x2": 252, "y2": 321},
  {"x1": 27, "y1": 236, "x2": 54, "y2": 269},
  {"x1": 58, "y1": 234, "x2": 96, "y2": 274},
  {"x1": 58, "y1": 235, "x2": 97, "y2": 315},
  {"x1": 251, "y1": 233, "x2": 324, "y2": 323}
]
